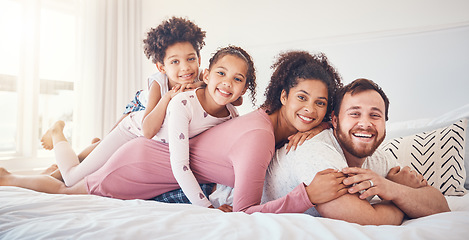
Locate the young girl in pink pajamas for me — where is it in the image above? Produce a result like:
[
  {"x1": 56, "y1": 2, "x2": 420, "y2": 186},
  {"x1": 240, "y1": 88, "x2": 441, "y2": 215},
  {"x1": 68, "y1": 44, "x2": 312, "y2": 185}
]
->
[{"x1": 0, "y1": 46, "x2": 256, "y2": 209}]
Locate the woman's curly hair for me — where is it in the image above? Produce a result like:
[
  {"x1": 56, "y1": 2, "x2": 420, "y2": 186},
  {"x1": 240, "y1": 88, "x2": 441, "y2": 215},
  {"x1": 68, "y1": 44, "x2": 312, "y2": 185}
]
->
[
  {"x1": 208, "y1": 45, "x2": 257, "y2": 106},
  {"x1": 143, "y1": 17, "x2": 206, "y2": 64},
  {"x1": 261, "y1": 51, "x2": 343, "y2": 122}
]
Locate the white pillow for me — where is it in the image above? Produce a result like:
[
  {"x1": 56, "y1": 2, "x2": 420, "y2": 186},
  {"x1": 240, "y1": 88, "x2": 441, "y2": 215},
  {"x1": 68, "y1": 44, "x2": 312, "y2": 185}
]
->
[
  {"x1": 382, "y1": 119, "x2": 467, "y2": 196},
  {"x1": 385, "y1": 103, "x2": 469, "y2": 190}
]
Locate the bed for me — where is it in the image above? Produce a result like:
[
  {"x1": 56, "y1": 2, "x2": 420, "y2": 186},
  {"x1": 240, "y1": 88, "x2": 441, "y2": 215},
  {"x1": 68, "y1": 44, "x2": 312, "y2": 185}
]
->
[{"x1": 1, "y1": 104, "x2": 469, "y2": 239}]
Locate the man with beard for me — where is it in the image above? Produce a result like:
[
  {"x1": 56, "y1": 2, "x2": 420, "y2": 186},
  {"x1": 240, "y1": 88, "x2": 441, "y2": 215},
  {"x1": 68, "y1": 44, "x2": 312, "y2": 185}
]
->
[{"x1": 260, "y1": 78, "x2": 450, "y2": 225}]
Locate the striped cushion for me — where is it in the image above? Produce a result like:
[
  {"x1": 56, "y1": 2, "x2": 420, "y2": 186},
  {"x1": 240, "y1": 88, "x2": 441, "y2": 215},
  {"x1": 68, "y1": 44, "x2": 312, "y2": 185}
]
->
[{"x1": 381, "y1": 119, "x2": 467, "y2": 196}]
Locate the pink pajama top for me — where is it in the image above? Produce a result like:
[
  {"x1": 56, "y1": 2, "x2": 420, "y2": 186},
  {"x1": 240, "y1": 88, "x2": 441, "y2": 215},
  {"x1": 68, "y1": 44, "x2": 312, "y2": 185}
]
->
[{"x1": 85, "y1": 109, "x2": 314, "y2": 214}]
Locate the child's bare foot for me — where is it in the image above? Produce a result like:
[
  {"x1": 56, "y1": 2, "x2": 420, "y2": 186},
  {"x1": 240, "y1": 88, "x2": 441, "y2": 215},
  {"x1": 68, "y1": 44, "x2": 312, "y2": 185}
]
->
[
  {"x1": 41, "y1": 164, "x2": 58, "y2": 175},
  {"x1": 91, "y1": 138, "x2": 101, "y2": 144},
  {"x1": 40, "y1": 120, "x2": 65, "y2": 150}
]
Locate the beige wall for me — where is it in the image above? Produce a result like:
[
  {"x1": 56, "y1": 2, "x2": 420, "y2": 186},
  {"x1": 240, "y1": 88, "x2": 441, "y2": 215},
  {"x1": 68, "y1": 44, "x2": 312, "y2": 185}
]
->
[{"x1": 139, "y1": 0, "x2": 469, "y2": 122}]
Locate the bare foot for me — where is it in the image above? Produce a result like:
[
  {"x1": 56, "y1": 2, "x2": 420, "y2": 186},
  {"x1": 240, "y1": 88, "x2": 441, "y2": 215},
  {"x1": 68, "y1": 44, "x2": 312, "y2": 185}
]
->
[
  {"x1": 91, "y1": 137, "x2": 101, "y2": 144},
  {"x1": 0, "y1": 167, "x2": 10, "y2": 176},
  {"x1": 0, "y1": 167, "x2": 11, "y2": 185},
  {"x1": 41, "y1": 164, "x2": 58, "y2": 175},
  {"x1": 40, "y1": 120, "x2": 65, "y2": 150}
]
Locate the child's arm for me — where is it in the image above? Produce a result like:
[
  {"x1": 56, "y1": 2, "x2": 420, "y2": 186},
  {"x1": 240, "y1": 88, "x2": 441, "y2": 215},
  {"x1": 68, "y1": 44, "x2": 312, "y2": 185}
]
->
[
  {"x1": 167, "y1": 94, "x2": 213, "y2": 208},
  {"x1": 141, "y1": 83, "x2": 178, "y2": 139}
]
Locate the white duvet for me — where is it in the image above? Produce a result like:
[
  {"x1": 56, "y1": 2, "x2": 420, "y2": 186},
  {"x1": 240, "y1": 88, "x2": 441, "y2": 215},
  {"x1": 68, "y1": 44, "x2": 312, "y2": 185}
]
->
[{"x1": 1, "y1": 186, "x2": 468, "y2": 240}]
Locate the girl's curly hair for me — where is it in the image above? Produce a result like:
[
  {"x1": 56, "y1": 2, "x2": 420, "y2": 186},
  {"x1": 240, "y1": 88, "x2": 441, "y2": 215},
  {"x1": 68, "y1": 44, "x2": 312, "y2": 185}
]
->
[
  {"x1": 208, "y1": 45, "x2": 257, "y2": 106},
  {"x1": 143, "y1": 17, "x2": 206, "y2": 64},
  {"x1": 261, "y1": 51, "x2": 343, "y2": 122}
]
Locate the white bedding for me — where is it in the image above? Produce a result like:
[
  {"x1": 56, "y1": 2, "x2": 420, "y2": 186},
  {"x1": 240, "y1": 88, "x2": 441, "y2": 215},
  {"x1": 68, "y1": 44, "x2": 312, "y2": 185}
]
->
[{"x1": 1, "y1": 186, "x2": 468, "y2": 239}]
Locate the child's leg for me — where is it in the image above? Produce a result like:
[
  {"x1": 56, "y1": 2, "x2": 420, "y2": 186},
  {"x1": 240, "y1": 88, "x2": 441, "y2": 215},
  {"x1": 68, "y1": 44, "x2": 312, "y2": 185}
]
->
[
  {"x1": 76, "y1": 113, "x2": 129, "y2": 161},
  {"x1": 49, "y1": 169, "x2": 63, "y2": 182},
  {"x1": 40, "y1": 164, "x2": 58, "y2": 175},
  {"x1": 0, "y1": 167, "x2": 87, "y2": 194},
  {"x1": 40, "y1": 121, "x2": 67, "y2": 150},
  {"x1": 40, "y1": 164, "x2": 64, "y2": 182},
  {"x1": 77, "y1": 140, "x2": 100, "y2": 162},
  {"x1": 55, "y1": 123, "x2": 136, "y2": 187}
]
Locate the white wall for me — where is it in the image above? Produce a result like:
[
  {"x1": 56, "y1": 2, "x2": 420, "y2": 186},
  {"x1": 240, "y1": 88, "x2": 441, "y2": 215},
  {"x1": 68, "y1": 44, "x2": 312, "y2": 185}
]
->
[{"x1": 140, "y1": 0, "x2": 469, "y2": 123}]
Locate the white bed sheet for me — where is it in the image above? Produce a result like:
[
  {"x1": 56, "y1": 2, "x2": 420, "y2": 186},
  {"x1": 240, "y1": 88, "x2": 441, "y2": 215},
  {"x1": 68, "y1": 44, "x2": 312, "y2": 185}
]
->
[{"x1": 1, "y1": 186, "x2": 468, "y2": 240}]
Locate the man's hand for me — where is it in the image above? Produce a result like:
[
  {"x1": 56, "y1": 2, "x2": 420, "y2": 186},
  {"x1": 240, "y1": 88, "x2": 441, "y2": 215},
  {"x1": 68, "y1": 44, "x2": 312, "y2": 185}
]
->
[
  {"x1": 305, "y1": 169, "x2": 348, "y2": 205},
  {"x1": 343, "y1": 167, "x2": 450, "y2": 218},
  {"x1": 386, "y1": 166, "x2": 427, "y2": 188},
  {"x1": 342, "y1": 167, "x2": 399, "y2": 201}
]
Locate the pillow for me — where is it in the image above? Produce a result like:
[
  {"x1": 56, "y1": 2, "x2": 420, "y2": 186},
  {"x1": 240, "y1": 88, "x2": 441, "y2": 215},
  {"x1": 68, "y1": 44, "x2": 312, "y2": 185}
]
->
[
  {"x1": 385, "y1": 103, "x2": 469, "y2": 190},
  {"x1": 381, "y1": 119, "x2": 467, "y2": 196}
]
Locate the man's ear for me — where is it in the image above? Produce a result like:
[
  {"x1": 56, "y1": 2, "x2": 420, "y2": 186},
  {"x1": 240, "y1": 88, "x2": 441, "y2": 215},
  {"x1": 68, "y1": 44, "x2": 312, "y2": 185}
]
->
[
  {"x1": 331, "y1": 111, "x2": 338, "y2": 129},
  {"x1": 156, "y1": 62, "x2": 165, "y2": 73},
  {"x1": 280, "y1": 89, "x2": 287, "y2": 105},
  {"x1": 202, "y1": 69, "x2": 210, "y2": 85}
]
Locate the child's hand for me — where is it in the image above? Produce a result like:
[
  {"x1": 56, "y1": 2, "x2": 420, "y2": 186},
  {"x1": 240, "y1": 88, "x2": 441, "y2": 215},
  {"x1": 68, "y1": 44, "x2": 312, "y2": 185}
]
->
[
  {"x1": 217, "y1": 204, "x2": 233, "y2": 212},
  {"x1": 165, "y1": 88, "x2": 182, "y2": 100},
  {"x1": 185, "y1": 81, "x2": 206, "y2": 90},
  {"x1": 305, "y1": 169, "x2": 347, "y2": 205}
]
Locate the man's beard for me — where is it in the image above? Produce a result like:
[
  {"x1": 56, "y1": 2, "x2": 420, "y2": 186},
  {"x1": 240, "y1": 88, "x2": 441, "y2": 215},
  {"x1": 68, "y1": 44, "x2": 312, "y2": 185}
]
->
[{"x1": 335, "y1": 121, "x2": 385, "y2": 158}]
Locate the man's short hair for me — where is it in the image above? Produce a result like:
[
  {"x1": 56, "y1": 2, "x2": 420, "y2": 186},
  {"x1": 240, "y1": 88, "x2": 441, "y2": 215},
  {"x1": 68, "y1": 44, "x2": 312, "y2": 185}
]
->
[{"x1": 333, "y1": 78, "x2": 390, "y2": 121}]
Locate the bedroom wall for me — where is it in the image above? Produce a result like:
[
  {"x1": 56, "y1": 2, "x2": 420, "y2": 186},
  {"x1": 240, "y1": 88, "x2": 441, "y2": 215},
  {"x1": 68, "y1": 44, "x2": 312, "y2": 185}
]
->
[{"x1": 140, "y1": 0, "x2": 469, "y2": 123}]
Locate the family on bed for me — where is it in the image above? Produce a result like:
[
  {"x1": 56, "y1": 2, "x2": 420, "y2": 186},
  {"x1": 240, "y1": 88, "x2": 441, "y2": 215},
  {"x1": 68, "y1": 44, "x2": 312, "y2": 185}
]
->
[{"x1": 0, "y1": 16, "x2": 450, "y2": 225}]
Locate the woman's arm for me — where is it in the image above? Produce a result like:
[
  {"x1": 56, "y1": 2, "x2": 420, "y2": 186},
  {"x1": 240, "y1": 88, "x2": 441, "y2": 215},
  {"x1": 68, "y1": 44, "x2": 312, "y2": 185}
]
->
[
  {"x1": 231, "y1": 132, "x2": 348, "y2": 214},
  {"x1": 228, "y1": 129, "x2": 317, "y2": 213}
]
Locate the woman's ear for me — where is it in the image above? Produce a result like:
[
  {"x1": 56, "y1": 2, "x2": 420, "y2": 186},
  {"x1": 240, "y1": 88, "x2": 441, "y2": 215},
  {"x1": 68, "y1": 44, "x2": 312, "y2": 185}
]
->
[
  {"x1": 280, "y1": 89, "x2": 287, "y2": 105},
  {"x1": 202, "y1": 69, "x2": 210, "y2": 85},
  {"x1": 156, "y1": 62, "x2": 165, "y2": 73}
]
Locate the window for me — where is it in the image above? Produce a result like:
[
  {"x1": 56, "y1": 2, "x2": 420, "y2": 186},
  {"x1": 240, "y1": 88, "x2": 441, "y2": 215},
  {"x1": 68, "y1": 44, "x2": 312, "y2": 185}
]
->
[{"x1": 0, "y1": 0, "x2": 77, "y2": 170}]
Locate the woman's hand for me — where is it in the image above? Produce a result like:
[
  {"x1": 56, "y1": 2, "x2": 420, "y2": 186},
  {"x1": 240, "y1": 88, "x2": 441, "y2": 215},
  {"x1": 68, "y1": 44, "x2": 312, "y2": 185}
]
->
[
  {"x1": 305, "y1": 169, "x2": 348, "y2": 205},
  {"x1": 286, "y1": 122, "x2": 331, "y2": 153},
  {"x1": 342, "y1": 167, "x2": 399, "y2": 201}
]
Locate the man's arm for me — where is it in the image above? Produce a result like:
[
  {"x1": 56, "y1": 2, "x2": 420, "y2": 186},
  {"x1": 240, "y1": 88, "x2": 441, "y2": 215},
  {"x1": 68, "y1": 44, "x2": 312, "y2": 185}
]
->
[
  {"x1": 315, "y1": 192, "x2": 404, "y2": 225},
  {"x1": 385, "y1": 166, "x2": 450, "y2": 218},
  {"x1": 342, "y1": 167, "x2": 450, "y2": 219}
]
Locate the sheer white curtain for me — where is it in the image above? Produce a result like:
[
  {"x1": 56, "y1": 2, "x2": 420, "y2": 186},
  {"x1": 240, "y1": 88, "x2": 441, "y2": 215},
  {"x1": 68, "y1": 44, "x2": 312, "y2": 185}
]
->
[{"x1": 73, "y1": 0, "x2": 142, "y2": 149}]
